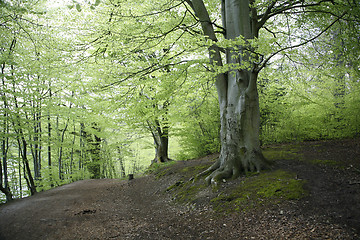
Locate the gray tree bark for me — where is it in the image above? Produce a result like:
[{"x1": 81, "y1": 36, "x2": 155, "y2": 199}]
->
[
  {"x1": 188, "y1": 0, "x2": 269, "y2": 184},
  {"x1": 149, "y1": 119, "x2": 171, "y2": 164}
]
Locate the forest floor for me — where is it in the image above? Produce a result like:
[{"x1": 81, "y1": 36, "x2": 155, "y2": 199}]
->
[{"x1": 0, "y1": 138, "x2": 359, "y2": 240}]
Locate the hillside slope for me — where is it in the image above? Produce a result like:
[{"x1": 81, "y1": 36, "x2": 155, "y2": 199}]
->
[{"x1": 0, "y1": 139, "x2": 359, "y2": 239}]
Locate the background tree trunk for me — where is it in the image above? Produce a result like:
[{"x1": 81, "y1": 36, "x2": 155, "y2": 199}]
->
[
  {"x1": 1, "y1": 64, "x2": 13, "y2": 202},
  {"x1": 18, "y1": 136, "x2": 37, "y2": 195},
  {"x1": 82, "y1": 123, "x2": 102, "y2": 179},
  {"x1": 0, "y1": 115, "x2": 13, "y2": 202},
  {"x1": 151, "y1": 120, "x2": 170, "y2": 163}
]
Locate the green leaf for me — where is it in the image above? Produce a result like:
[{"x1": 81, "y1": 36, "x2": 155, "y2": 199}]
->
[
  {"x1": 75, "y1": 3, "x2": 81, "y2": 12},
  {"x1": 94, "y1": 0, "x2": 101, "y2": 6}
]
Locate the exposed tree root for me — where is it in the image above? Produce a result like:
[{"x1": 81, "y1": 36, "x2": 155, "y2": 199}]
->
[
  {"x1": 197, "y1": 149, "x2": 271, "y2": 185},
  {"x1": 206, "y1": 166, "x2": 233, "y2": 185}
]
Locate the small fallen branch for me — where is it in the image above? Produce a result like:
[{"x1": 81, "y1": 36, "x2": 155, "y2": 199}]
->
[{"x1": 349, "y1": 181, "x2": 360, "y2": 185}]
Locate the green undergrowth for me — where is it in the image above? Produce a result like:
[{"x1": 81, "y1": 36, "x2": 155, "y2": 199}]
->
[{"x1": 211, "y1": 170, "x2": 307, "y2": 213}]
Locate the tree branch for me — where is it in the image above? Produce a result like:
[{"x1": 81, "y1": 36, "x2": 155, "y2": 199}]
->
[
  {"x1": 258, "y1": 11, "x2": 347, "y2": 72},
  {"x1": 257, "y1": 0, "x2": 277, "y2": 29},
  {"x1": 259, "y1": 0, "x2": 335, "y2": 27}
]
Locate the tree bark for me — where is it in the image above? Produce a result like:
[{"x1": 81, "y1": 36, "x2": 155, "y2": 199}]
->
[
  {"x1": 0, "y1": 118, "x2": 13, "y2": 202},
  {"x1": 82, "y1": 123, "x2": 102, "y2": 179},
  {"x1": 117, "y1": 147, "x2": 126, "y2": 177},
  {"x1": 17, "y1": 136, "x2": 37, "y2": 195},
  {"x1": 152, "y1": 119, "x2": 171, "y2": 163},
  {"x1": 10, "y1": 72, "x2": 37, "y2": 195},
  {"x1": 189, "y1": 0, "x2": 269, "y2": 184},
  {"x1": 0, "y1": 115, "x2": 13, "y2": 202},
  {"x1": 1, "y1": 63, "x2": 13, "y2": 202}
]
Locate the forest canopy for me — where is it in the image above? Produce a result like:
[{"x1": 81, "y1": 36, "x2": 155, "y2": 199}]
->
[{"x1": 1, "y1": 0, "x2": 359, "y2": 202}]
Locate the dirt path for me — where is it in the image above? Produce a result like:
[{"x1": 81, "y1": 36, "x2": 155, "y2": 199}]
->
[
  {"x1": 0, "y1": 139, "x2": 359, "y2": 239},
  {"x1": 0, "y1": 177, "x2": 204, "y2": 240}
]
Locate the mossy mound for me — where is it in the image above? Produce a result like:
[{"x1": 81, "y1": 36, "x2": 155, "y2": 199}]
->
[
  {"x1": 165, "y1": 163, "x2": 213, "y2": 204},
  {"x1": 211, "y1": 170, "x2": 307, "y2": 213},
  {"x1": 165, "y1": 167, "x2": 307, "y2": 213},
  {"x1": 145, "y1": 161, "x2": 177, "y2": 179},
  {"x1": 146, "y1": 152, "x2": 307, "y2": 213},
  {"x1": 167, "y1": 180, "x2": 209, "y2": 204}
]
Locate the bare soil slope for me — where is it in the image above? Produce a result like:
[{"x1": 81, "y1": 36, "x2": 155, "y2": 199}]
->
[{"x1": 0, "y1": 139, "x2": 359, "y2": 239}]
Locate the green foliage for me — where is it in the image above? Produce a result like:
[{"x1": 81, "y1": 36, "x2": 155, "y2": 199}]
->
[
  {"x1": 258, "y1": 46, "x2": 360, "y2": 144},
  {"x1": 0, "y1": 0, "x2": 123, "y2": 201},
  {"x1": 36, "y1": 166, "x2": 91, "y2": 192},
  {"x1": 174, "y1": 90, "x2": 221, "y2": 160}
]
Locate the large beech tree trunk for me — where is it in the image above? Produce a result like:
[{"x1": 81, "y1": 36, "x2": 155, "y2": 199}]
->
[{"x1": 189, "y1": 0, "x2": 268, "y2": 183}]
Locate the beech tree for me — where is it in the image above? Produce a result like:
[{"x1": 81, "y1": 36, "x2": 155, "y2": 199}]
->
[
  {"x1": 93, "y1": 0, "x2": 356, "y2": 183},
  {"x1": 187, "y1": 0, "x2": 358, "y2": 183}
]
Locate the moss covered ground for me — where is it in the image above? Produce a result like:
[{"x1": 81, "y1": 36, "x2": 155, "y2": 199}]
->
[
  {"x1": 149, "y1": 149, "x2": 308, "y2": 214},
  {"x1": 210, "y1": 170, "x2": 307, "y2": 213},
  {"x1": 147, "y1": 139, "x2": 358, "y2": 215}
]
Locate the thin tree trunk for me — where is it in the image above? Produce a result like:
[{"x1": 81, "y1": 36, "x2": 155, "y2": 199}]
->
[
  {"x1": 17, "y1": 136, "x2": 37, "y2": 195},
  {"x1": 1, "y1": 62, "x2": 13, "y2": 202},
  {"x1": 10, "y1": 67, "x2": 37, "y2": 195},
  {"x1": 80, "y1": 123, "x2": 85, "y2": 170},
  {"x1": 18, "y1": 151, "x2": 22, "y2": 198},
  {"x1": 0, "y1": 114, "x2": 13, "y2": 202},
  {"x1": 29, "y1": 104, "x2": 42, "y2": 180},
  {"x1": 117, "y1": 147, "x2": 126, "y2": 178},
  {"x1": 37, "y1": 107, "x2": 42, "y2": 178},
  {"x1": 58, "y1": 117, "x2": 69, "y2": 180},
  {"x1": 70, "y1": 121, "x2": 76, "y2": 174},
  {"x1": 48, "y1": 88, "x2": 52, "y2": 167}
]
